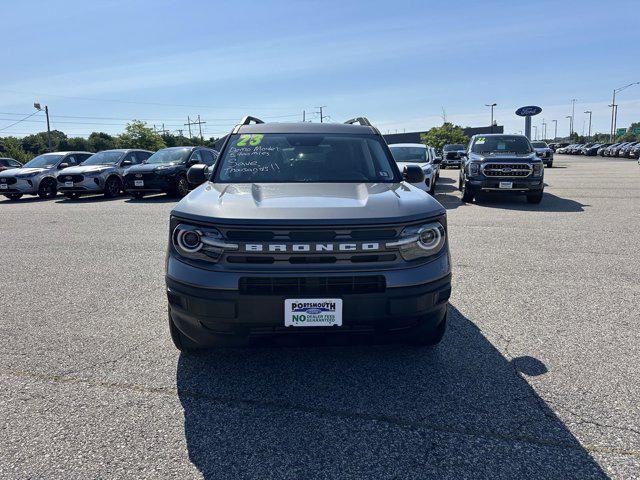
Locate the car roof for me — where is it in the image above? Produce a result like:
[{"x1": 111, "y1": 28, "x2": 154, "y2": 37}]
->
[
  {"x1": 236, "y1": 122, "x2": 376, "y2": 135},
  {"x1": 388, "y1": 143, "x2": 427, "y2": 148}
]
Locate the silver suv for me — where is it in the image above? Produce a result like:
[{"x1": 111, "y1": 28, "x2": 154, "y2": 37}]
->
[
  {"x1": 165, "y1": 116, "x2": 452, "y2": 351},
  {"x1": 0, "y1": 151, "x2": 92, "y2": 200},
  {"x1": 57, "y1": 149, "x2": 152, "y2": 199}
]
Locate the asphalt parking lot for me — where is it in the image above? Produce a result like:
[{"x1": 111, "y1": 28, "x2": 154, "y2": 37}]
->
[{"x1": 1, "y1": 154, "x2": 639, "y2": 479}]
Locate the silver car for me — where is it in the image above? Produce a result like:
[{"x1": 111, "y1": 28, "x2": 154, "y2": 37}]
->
[
  {"x1": 389, "y1": 143, "x2": 441, "y2": 195},
  {"x1": 57, "y1": 149, "x2": 152, "y2": 199},
  {"x1": 0, "y1": 151, "x2": 92, "y2": 201},
  {"x1": 531, "y1": 141, "x2": 554, "y2": 167}
]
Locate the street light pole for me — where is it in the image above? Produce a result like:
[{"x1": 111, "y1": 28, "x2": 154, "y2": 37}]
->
[
  {"x1": 566, "y1": 115, "x2": 572, "y2": 138},
  {"x1": 485, "y1": 103, "x2": 497, "y2": 133},
  {"x1": 533, "y1": 125, "x2": 538, "y2": 140},
  {"x1": 552, "y1": 120, "x2": 558, "y2": 140},
  {"x1": 584, "y1": 110, "x2": 592, "y2": 139},
  {"x1": 570, "y1": 98, "x2": 577, "y2": 135},
  {"x1": 33, "y1": 102, "x2": 52, "y2": 152},
  {"x1": 609, "y1": 82, "x2": 639, "y2": 140},
  {"x1": 542, "y1": 119, "x2": 547, "y2": 140}
]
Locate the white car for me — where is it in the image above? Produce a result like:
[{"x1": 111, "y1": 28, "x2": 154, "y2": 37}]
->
[{"x1": 388, "y1": 143, "x2": 441, "y2": 195}]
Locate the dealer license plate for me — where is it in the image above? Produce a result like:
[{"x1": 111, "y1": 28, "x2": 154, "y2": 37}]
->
[
  {"x1": 499, "y1": 181, "x2": 513, "y2": 189},
  {"x1": 0, "y1": 184, "x2": 7, "y2": 190},
  {"x1": 284, "y1": 298, "x2": 343, "y2": 327},
  {"x1": 134, "y1": 180, "x2": 144, "y2": 187}
]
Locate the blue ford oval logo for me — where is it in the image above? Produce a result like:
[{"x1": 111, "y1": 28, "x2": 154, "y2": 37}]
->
[
  {"x1": 305, "y1": 308, "x2": 322, "y2": 315},
  {"x1": 516, "y1": 106, "x2": 542, "y2": 117}
]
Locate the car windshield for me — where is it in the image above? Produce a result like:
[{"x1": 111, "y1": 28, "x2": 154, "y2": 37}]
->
[
  {"x1": 471, "y1": 136, "x2": 533, "y2": 154},
  {"x1": 82, "y1": 151, "x2": 123, "y2": 166},
  {"x1": 146, "y1": 147, "x2": 191, "y2": 164},
  {"x1": 531, "y1": 142, "x2": 548, "y2": 148},
  {"x1": 215, "y1": 133, "x2": 398, "y2": 183},
  {"x1": 443, "y1": 144, "x2": 465, "y2": 151},
  {"x1": 0, "y1": 159, "x2": 16, "y2": 167},
  {"x1": 389, "y1": 146, "x2": 427, "y2": 163},
  {"x1": 23, "y1": 154, "x2": 65, "y2": 168}
]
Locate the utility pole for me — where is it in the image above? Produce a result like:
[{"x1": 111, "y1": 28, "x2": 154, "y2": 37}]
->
[
  {"x1": 196, "y1": 115, "x2": 205, "y2": 142},
  {"x1": 533, "y1": 125, "x2": 538, "y2": 140},
  {"x1": 158, "y1": 123, "x2": 170, "y2": 135},
  {"x1": 584, "y1": 110, "x2": 592, "y2": 139},
  {"x1": 185, "y1": 116, "x2": 192, "y2": 138},
  {"x1": 570, "y1": 98, "x2": 577, "y2": 135},
  {"x1": 552, "y1": 119, "x2": 558, "y2": 140},
  {"x1": 315, "y1": 106, "x2": 326, "y2": 123},
  {"x1": 176, "y1": 129, "x2": 184, "y2": 137},
  {"x1": 184, "y1": 115, "x2": 205, "y2": 141},
  {"x1": 610, "y1": 82, "x2": 639, "y2": 140},
  {"x1": 303, "y1": 110, "x2": 306, "y2": 122},
  {"x1": 542, "y1": 119, "x2": 547, "y2": 140},
  {"x1": 34, "y1": 102, "x2": 52, "y2": 151},
  {"x1": 566, "y1": 115, "x2": 572, "y2": 138},
  {"x1": 485, "y1": 103, "x2": 497, "y2": 133}
]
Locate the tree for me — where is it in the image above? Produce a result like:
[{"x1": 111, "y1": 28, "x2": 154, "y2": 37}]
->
[
  {"x1": 61, "y1": 137, "x2": 90, "y2": 151},
  {"x1": 420, "y1": 123, "x2": 469, "y2": 151},
  {"x1": 0, "y1": 136, "x2": 31, "y2": 163},
  {"x1": 116, "y1": 120, "x2": 165, "y2": 151},
  {"x1": 88, "y1": 132, "x2": 117, "y2": 152}
]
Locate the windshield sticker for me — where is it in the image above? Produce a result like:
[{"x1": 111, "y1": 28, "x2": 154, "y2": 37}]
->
[
  {"x1": 476, "y1": 137, "x2": 486, "y2": 144},
  {"x1": 236, "y1": 134, "x2": 264, "y2": 147}
]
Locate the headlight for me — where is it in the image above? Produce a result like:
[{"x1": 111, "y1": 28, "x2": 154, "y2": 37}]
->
[
  {"x1": 385, "y1": 221, "x2": 446, "y2": 261},
  {"x1": 85, "y1": 170, "x2": 103, "y2": 176},
  {"x1": 171, "y1": 222, "x2": 237, "y2": 263},
  {"x1": 469, "y1": 163, "x2": 480, "y2": 175},
  {"x1": 17, "y1": 172, "x2": 38, "y2": 178},
  {"x1": 533, "y1": 163, "x2": 543, "y2": 176}
]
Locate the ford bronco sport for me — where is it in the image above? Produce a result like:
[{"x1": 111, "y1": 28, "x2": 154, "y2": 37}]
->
[{"x1": 165, "y1": 117, "x2": 452, "y2": 351}]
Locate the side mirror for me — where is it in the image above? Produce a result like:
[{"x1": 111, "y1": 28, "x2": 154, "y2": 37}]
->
[
  {"x1": 403, "y1": 165, "x2": 425, "y2": 183},
  {"x1": 187, "y1": 164, "x2": 208, "y2": 185},
  {"x1": 121, "y1": 159, "x2": 133, "y2": 166},
  {"x1": 58, "y1": 163, "x2": 69, "y2": 170},
  {"x1": 433, "y1": 157, "x2": 442, "y2": 164}
]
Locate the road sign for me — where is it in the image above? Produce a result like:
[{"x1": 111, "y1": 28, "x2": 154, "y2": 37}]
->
[
  {"x1": 515, "y1": 106, "x2": 542, "y2": 117},
  {"x1": 616, "y1": 128, "x2": 627, "y2": 136},
  {"x1": 632, "y1": 127, "x2": 640, "y2": 135}
]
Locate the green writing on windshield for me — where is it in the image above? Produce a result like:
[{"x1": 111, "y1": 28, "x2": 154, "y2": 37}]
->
[{"x1": 236, "y1": 134, "x2": 264, "y2": 147}]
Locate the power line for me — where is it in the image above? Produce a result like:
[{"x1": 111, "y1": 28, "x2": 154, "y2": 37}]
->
[
  {"x1": 0, "y1": 111, "x2": 303, "y2": 122},
  {"x1": 0, "y1": 110, "x2": 42, "y2": 132}
]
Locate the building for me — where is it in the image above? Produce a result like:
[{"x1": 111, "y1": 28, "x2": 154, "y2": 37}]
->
[{"x1": 383, "y1": 125, "x2": 504, "y2": 145}]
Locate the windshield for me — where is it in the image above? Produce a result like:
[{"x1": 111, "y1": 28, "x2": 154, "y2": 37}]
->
[
  {"x1": 82, "y1": 151, "x2": 123, "y2": 166},
  {"x1": 471, "y1": 136, "x2": 533, "y2": 155},
  {"x1": 389, "y1": 146, "x2": 427, "y2": 163},
  {"x1": 23, "y1": 154, "x2": 65, "y2": 169},
  {"x1": 443, "y1": 144, "x2": 465, "y2": 151},
  {"x1": 531, "y1": 142, "x2": 548, "y2": 148},
  {"x1": 146, "y1": 147, "x2": 191, "y2": 165},
  {"x1": 215, "y1": 133, "x2": 398, "y2": 183}
]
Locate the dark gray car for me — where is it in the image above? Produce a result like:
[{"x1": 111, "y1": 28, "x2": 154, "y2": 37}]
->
[{"x1": 165, "y1": 116, "x2": 451, "y2": 351}]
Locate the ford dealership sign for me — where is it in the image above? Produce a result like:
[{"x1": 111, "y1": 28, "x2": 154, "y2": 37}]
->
[{"x1": 516, "y1": 106, "x2": 542, "y2": 117}]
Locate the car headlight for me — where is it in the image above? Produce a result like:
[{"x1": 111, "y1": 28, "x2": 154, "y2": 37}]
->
[
  {"x1": 385, "y1": 221, "x2": 446, "y2": 261},
  {"x1": 171, "y1": 222, "x2": 237, "y2": 263},
  {"x1": 17, "y1": 172, "x2": 38, "y2": 178},
  {"x1": 469, "y1": 163, "x2": 480, "y2": 175},
  {"x1": 533, "y1": 163, "x2": 543, "y2": 176}
]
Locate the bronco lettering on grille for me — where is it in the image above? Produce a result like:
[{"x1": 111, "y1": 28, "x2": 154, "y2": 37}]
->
[{"x1": 244, "y1": 242, "x2": 381, "y2": 253}]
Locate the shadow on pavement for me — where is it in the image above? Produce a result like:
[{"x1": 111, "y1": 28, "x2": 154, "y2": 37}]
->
[
  {"x1": 124, "y1": 194, "x2": 177, "y2": 204},
  {"x1": 476, "y1": 192, "x2": 588, "y2": 212},
  {"x1": 176, "y1": 305, "x2": 607, "y2": 479}
]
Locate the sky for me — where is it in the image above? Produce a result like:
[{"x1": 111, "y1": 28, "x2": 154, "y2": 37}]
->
[{"x1": 1, "y1": 0, "x2": 639, "y2": 139}]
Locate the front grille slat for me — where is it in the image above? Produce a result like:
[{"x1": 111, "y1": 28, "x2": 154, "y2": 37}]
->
[
  {"x1": 482, "y1": 163, "x2": 532, "y2": 177},
  {"x1": 239, "y1": 276, "x2": 386, "y2": 295},
  {"x1": 57, "y1": 174, "x2": 84, "y2": 183}
]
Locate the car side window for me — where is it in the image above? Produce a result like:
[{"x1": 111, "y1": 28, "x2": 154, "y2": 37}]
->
[
  {"x1": 136, "y1": 151, "x2": 152, "y2": 163},
  {"x1": 122, "y1": 152, "x2": 138, "y2": 165},
  {"x1": 10, "y1": 160, "x2": 21, "y2": 167},
  {"x1": 200, "y1": 150, "x2": 216, "y2": 166},
  {"x1": 190, "y1": 150, "x2": 203, "y2": 164},
  {"x1": 65, "y1": 155, "x2": 78, "y2": 166}
]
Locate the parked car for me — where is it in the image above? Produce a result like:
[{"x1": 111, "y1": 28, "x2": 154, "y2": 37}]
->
[
  {"x1": 123, "y1": 146, "x2": 218, "y2": 199},
  {"x1": 0, "y1": 158, "x2": 22, "y2": 172},
  {"x1": 568, "y1": 144, "x2": 585, "y2": 154},
  {"x1": 629, "y1": 143, "x2": 640, "y2": 159},
  {"x1": 0, "y1": 151, "x2": 92, "y2": 200},
  {"x1": 441, "y1": 144, "x2": 467, "y2": 168},
  {"x1": 550, "y1": 142, "x2": 569, "y2": 152},
  {"x1": 556, "y1": 144, "x2": 572, "y2": 154},
  {"x1": 595, "y1": 144, "x2": 613, "y2": 156},
  {"x1": 389, "y1": 143, "x2": 441, "y2": 195},
  {"x1": 531, "y1": 141, "x2": 554, "y2": 167},
  {"x1": 611, "y1": 142, "x2": 633, "y2": 157},
  {"x1": 578, "y1": 143, "x2": 596, "y2": 155},
  {"x1": 603, "y1": 143, "x2": 620, "y2": 156},
  {"x1": 458, "y1": 134, "x2": 544, "y2": 204},
  {"x1": 619, "y1": 141, "x2": 639, "y2": 158},
  {"x1": 166, "y1": 115, "x2": 451, "y2": 350},
  {"x1": 57, "y1": 149, "x2": 153, "y2": 199}
]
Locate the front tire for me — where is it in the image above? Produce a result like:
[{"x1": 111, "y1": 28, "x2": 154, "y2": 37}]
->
[
  {"x1": 104, "y1": 177, "x2": 122, "y2": 198},
  {"x1": 460, "y1": 175, "x2": 474, "y2": 202},
  {"x1": 174, "y1": 175, "x2": 190, "y2": 198},
  {"x1": 408, "y1": 311, "x2": 447, "y2": 346},
  {"x1": 526, "y1": 191, "x2": 544, "y2": 204},
  {"x1": 168, "y1": 308, "x2": 201, "y2": 353},
  {"x1": 38, "y1": 179, "x2": 57, "y2": 199}
]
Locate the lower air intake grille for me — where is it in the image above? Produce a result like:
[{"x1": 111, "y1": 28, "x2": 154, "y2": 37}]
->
[{"x1": 239, "y1": 276, "x2": 386, "y2": 295}]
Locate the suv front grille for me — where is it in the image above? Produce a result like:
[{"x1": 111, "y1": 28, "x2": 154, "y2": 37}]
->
[
  {"x1": 239, "y1": 276, "x2": 386, "y2": 295},
  {"x1": 57, "y1": 174, "x2": 84, "y2": 183},
  {"x1": 0, "y1": 177, "x2": 17, "y2": 185},
  {"x1": 482, "y1": 163, "x2": 532, "y2": 177}
]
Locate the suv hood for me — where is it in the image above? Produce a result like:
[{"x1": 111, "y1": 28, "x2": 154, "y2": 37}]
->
[
  {"x1": 0, "y1": 167, "x2": 46, "y2": 177},
  {"x1": 173, "y1": 182, "x2": 445, "y2": 223},
  {"x1": 126, "y1": 163, "x2": 181, "y2": 173},
  {"x1": 396, "y1": 161, "x2": 431, "y2": 172},
  {"x1": 533, "y1": 147, "x2": 552, "y2": 153},
  {"x1": 59, "y1": 165, "x2": 114, "y2": 175}
]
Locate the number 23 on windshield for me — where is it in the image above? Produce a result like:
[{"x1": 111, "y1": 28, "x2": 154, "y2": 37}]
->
[{"x1": 236, "y1": 134, "x2": 264, "y2": 146}]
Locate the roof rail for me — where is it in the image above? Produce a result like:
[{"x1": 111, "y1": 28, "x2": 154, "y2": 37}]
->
[
  {"x1": 239, "y1": 115, "x2": 265, "y2": 125},
  {"x1": 344, "y1": 117, "x2": 373, "y2": 127}
]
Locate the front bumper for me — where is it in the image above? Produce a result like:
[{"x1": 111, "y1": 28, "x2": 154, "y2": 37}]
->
[
  {"x1": 468, "y1": 177, "x2": 544, "y2": 193},
  {"x1": 0, "y1": 178, "x2": 38, "y2": 195},
  {"x1": 166, "y1": 251, "x2": 451, "y2": 345},
  {"x1": 124, "y1": 173, "x2": 175, "y2": 193},
  {"x1": 58, "y1": 176, "x2": 105, "y2": 194}
]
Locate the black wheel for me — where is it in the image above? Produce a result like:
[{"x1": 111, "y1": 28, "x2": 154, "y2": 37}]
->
[
  {"x1": 460, "y1": 175, "x2": 474, "y2": 202},
  {"x1": 131, "y1": 191, "x2": 145, "y2": 199},
  {"x1": 64, "y1": 193, "x2": 80, "y2": 200},
  {"x1": 408, "y1": 311, "x2": 447, "y2": 346},
  {"x1": 547, "y1": 162, "x2": 553, "y2": 168},
  {"x1": 174, "y1": 175, "x2": 190, "y2": 198},
  {"x1": 428, "y1": 179, "x2": 435, "y2": 196},
  {"x1": 526, "y1": 191, "x2": 544, "y2": 204},
  {"x1": 168, "y1": 307, "x2": 201, "y2": 353},
  {"x1": 5, "y1": 193, "x2": 23, "y2": 200},
  {"x1": 38, "y1": 179, "x2": 57, "y2": 199},
  {"x1": 104, "y1": 176, "x2": 122, "y2": 198}
]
